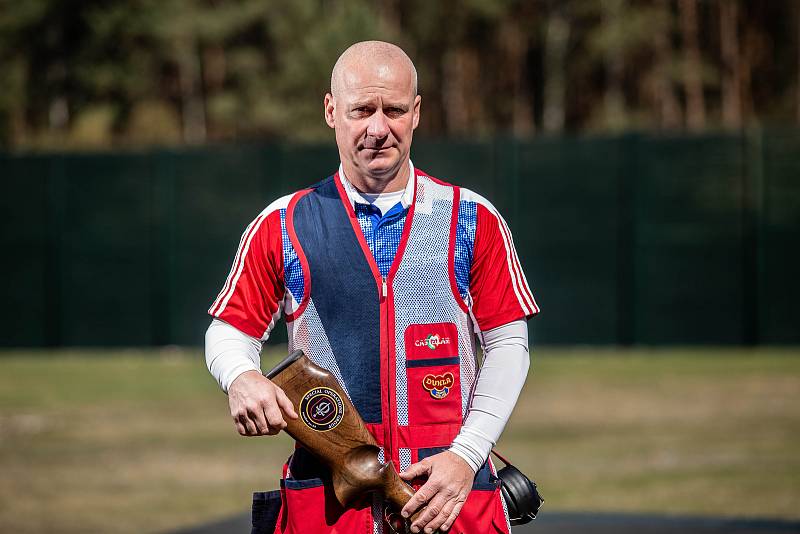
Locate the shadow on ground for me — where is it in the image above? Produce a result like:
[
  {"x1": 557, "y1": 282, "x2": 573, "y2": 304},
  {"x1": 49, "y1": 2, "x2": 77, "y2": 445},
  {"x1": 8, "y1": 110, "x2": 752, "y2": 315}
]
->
[{"x1": 169, "y1": 512, "x2": 800, "y2": 534}]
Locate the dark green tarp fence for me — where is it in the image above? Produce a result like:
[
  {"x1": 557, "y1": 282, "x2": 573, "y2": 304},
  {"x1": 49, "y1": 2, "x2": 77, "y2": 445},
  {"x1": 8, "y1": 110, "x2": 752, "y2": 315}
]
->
[{"x1": 1, "y1": 130, "x2": 798, "y2": 347}]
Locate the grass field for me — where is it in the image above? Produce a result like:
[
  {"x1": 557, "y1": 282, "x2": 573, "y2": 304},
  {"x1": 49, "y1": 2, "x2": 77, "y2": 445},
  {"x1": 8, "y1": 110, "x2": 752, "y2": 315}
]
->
[{"x1": 0, "y1": 347, "x2": 798, "y2": 533}]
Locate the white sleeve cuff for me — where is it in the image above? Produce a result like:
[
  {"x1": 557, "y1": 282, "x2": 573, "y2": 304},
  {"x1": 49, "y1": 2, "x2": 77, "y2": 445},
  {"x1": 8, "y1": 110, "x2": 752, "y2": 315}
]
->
[
  {"x1": 450, "y1": 426, "x2": 495, "y2": 473},
  {"x1": 205, "y1": 318, "x2": 263, "y2": 393}
]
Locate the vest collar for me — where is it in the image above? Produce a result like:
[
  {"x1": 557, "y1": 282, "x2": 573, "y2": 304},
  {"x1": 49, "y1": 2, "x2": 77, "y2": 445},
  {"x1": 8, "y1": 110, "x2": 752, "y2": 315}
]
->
[{"x1": 338, "y1": 160, "x2": 416, "y2": 210}]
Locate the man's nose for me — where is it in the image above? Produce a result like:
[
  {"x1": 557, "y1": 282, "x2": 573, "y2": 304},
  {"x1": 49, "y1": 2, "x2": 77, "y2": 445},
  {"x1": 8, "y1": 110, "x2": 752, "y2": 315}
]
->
[{"x1": 366, "y1": 109, "x2": 390, "y2": 139}]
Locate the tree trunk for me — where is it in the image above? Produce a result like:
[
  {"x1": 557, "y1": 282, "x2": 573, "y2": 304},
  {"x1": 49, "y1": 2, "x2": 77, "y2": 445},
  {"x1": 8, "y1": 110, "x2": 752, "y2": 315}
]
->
[
  {"x1": 501, "y1": 16, "x2": 534, "y2": 136},
  {"x1": 48, "y1": 97, "x2": 69, "y2": 132},
  {"x1": 442, "y1": 47, "x2": 471, "y2": 135},
  {"x1": 10, "y1": 87, "x2": 28, "y2": 148},
  {"x1": 603, "y1": 0, "x2": 627, "y2": 130},
  {"x1": 378, "y1": 0, "x2": 401, "y2": 33},
  {"x1": 653, "y1": 0, "x2": 681, "y2": 130},
  {"x1": 543, "y1": 5, "x2": 569, "y2": 133},
  {"x1": 177, "y1": 36, "x2": 207, "y2": 145},
  {"x1": 442, "y1": 46, "x2": 485, "y2": 135},
  {"x1": 679, "y1": 0, "x2": 705, "y2": 131},
  {"x1": 797, "y1": 1, "x2": 800, "y2": 124},
  {"x1": 719, "y1": 0, "x2": 742, "y2": 129},
  {"x1": 202, "y1": 45, "x2": 228, "y2": 140},
  {"x1": 740, "y1": 9, "x2": 765, "y2": 125}
]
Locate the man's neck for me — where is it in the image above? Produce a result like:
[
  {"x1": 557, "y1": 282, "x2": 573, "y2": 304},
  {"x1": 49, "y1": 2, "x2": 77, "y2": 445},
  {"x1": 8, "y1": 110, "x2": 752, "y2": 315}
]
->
[{"x1": 341, "y1": 159, "x2": 410, "y2": 194}]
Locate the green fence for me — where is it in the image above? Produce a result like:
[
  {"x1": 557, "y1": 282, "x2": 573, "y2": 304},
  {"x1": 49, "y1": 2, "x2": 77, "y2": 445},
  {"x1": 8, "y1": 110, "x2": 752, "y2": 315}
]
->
[{"x1": 1, "y1": 131, "x2": 798, "y2": 347}]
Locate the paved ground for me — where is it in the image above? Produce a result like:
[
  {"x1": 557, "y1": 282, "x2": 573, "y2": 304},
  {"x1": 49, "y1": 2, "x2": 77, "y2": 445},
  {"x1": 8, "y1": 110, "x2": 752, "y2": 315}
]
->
[{"x1": 170, "y1": 512, "x2": 800, "y2": 534}]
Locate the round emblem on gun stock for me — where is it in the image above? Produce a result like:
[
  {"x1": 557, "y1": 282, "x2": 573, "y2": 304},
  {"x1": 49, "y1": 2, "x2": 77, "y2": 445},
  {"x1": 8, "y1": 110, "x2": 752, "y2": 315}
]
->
[{"x1": 299, "y1": 387, "x2": 345, "y2": 432}]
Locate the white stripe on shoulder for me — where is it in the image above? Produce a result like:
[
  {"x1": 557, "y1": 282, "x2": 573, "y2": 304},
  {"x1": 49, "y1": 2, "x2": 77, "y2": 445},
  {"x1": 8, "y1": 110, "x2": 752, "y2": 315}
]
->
[
  {"x1": 261, "y1": 193, "x2": 296, "y2": 216},
  {"x1": 459, "y1": 187, "x2": 497, "y2": 209},
  {"x1": 209, "y1": 193, "x2": 295, "y2": 316},
  {"x1": 460, "y1": 188, "x2": 538, "y2": 315},
  {"x1": 497, "y1": 215, "x2": 539, "y2": 313}
]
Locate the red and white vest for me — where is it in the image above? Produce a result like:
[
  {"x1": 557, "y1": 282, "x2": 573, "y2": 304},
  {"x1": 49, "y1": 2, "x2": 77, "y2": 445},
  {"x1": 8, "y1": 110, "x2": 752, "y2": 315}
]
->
[{"x1": 272, "y1": 171, "x2": 512, "y2": 534}]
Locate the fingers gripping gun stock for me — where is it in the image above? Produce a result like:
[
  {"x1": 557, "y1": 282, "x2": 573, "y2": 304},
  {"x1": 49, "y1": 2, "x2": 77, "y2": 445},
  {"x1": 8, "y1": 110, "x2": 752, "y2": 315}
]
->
[{"x1": 265, "y1": 350, "x2": 432, "y2": 533}]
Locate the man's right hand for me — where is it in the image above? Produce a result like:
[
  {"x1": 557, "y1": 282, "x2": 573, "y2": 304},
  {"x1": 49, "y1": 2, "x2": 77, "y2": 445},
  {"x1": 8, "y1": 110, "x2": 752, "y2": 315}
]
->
[{"x1": 227, "y1": 370, "x2": 299, "y2": 436}]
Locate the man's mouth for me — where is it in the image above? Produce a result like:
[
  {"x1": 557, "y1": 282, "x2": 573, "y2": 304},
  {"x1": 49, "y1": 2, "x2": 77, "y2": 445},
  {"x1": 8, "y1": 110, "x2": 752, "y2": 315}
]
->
[
  {"x1": 360, "y1": 145, "x2": 392, "y2": 154},
  {"x1": 361, "y1": 137, "x2": 394, "y2": 150}
]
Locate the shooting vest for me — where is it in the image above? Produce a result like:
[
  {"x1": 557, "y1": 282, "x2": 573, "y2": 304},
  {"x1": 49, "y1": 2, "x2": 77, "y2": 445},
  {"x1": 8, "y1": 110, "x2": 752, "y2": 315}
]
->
[{"x1": 274, "y1": 171, "x2": 511, "y2": 534}]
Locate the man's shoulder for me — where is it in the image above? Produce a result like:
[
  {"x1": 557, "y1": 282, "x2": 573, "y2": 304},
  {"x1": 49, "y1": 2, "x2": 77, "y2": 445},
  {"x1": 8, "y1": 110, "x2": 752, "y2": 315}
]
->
[
  {"x1": 459, "y1": 187, "x2": 497, "y2": 212},
  {"x1": 415, "y1": 168, "x2": 452, "y2": 187},
  {"x1": 257, "y1": 174, "x2": 335, "y2": 213},
  {"x1": 304, "y1": 174, "x2": 337, "y2": 191},
  {"x1": 415, "y1": 169, "x2": 497, "y2": 211},
  {"x1": 257, "y1": 192, "x2": 296, "y2": 219}
]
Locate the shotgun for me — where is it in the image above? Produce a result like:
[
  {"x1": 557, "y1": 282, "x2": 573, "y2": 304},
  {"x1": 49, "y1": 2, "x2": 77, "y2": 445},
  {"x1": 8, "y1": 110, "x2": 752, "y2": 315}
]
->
[{"x1": 265, "y1": 349, "x2": 429, "y2": 532}]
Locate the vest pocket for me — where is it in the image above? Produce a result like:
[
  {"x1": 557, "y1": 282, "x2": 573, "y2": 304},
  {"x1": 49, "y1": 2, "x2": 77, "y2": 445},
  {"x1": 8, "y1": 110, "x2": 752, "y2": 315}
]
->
[
  {"x1": 404, "y1": 323, "x2": 462, "y2": 426},
  {"x1": 413, "y1": 448, "x2": 509, "y2": 534},
  {"x1": 278, "y1": 477, "x2": 326, "y2": 533},
  {"x1": 277, "y1": 476, "x2": 373, "y2": 534},
  {"x1": 449, "y1": 486, "x2": 510, "y2": 534},
  {"x1": 406, "y1": 363, "x2": 462, "y2": 425}
]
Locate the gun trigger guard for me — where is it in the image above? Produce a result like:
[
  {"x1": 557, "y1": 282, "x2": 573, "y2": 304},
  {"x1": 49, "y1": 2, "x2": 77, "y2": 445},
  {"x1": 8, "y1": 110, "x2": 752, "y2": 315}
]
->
[{"x1": 384, "y1": 506, "x2": 408, "y2": 533}]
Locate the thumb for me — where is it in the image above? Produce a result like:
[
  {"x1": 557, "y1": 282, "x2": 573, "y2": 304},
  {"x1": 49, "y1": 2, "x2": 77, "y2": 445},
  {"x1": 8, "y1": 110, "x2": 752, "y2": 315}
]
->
[
  {"x1": 275, "y1": 387, "x2": 298, "y2": 419},
  {"x1": 399, "y1": 459, "x2": 430, "y2": 480}
]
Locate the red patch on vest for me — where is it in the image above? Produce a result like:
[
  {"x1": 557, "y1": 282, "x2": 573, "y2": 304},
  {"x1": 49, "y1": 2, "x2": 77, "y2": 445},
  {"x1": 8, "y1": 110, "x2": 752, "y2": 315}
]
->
[
  {"x1": 405, "y1": 323, "x2": 458, "y2": 361},
  {"x1": 422, "y1": 372, "x2": 454, "y2": 399}
]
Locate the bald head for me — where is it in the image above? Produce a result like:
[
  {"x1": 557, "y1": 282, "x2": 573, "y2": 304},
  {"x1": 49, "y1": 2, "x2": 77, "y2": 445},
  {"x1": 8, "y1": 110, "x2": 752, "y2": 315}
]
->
[
  {"x1": 330, "y1": 41, "x2": 417, "y2": 98},
  {"x1": 324, "y1": 41, "x2": 421, "y2": 192}
]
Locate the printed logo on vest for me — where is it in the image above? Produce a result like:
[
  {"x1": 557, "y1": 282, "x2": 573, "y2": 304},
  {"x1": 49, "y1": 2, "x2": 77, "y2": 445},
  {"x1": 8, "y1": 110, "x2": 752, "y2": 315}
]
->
[
  {"x1": 414, "y1": 333, "x2": 451, "y2": 350},
  {"x1": 299, "y1": 387, "x2": 345, "y2": 432},
  {"x1": 405, "y1": 322, "x2": 458, "y2": 360},
  {"x1": 422, "y1": 372, "x2": 454, "y2": 399}
]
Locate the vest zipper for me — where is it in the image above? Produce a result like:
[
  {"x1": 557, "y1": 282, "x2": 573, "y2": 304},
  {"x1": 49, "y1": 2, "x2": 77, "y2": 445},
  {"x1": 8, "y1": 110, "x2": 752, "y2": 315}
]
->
[{"x1": 381, "y1": 274, "x2": 397, "y2": 475}]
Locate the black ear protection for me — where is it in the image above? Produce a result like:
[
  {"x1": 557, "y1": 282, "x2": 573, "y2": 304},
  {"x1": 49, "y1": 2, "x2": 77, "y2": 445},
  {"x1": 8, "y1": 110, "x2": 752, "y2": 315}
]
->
[{"x1": 492, "y1": 450, "x2": 544, "y2": 525}]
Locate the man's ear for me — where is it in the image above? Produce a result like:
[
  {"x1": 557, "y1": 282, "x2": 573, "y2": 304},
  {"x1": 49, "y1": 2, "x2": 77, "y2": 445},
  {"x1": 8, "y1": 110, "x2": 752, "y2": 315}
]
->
[
  {"x1": 412, "y1": 95, "x2": 421, "y2": 130},
  {"x1": 324, "y1": 93, "x2": 336, "y2": 128}
]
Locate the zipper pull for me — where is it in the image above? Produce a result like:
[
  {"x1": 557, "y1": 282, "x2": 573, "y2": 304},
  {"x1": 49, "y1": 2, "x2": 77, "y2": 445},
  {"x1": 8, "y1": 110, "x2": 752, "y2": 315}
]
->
[{"x1": 381, "y1": 277, "x2": 387, "y2": 298}]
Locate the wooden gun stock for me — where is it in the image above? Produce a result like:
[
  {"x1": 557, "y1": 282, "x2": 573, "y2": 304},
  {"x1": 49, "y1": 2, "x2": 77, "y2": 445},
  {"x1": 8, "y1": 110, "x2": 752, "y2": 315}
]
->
[{"x1": 265, "y1": 350, "x2": 419, "y2": 524}]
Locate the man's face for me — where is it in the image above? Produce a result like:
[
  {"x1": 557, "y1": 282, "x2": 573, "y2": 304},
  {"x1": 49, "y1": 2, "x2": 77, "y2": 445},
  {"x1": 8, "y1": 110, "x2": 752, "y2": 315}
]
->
[{"x1": 325, "y1": 60, "x2": 421, "y2": 181}]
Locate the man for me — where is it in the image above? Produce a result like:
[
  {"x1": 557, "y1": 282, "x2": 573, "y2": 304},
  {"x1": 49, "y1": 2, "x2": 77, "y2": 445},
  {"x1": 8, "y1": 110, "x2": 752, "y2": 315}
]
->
[{"x1": 205, "y1": 41, "x2": 538, "y2": 534}]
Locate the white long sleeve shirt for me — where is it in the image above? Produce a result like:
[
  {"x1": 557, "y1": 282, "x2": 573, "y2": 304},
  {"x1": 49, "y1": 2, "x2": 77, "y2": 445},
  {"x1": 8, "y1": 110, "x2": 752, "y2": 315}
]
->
[{"x1": 205, "y1": 318, "x2": 530, "y2": 473}]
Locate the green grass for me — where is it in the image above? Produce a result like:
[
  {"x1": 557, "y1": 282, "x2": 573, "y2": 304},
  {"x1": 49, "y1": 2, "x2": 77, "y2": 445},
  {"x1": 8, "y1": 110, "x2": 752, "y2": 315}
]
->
[
  {"x1": 0, "y1": 347, "x2": 798, "y2": 533},
  {"x1": 501, "y1": 348, "x2": 800, "y2": 519}
]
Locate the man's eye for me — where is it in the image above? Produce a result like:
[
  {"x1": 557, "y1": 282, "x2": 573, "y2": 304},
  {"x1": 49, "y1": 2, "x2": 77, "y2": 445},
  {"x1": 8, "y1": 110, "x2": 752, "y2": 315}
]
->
[{"x1": 385, "y1": 108, "x2": 405, "y2": 117}]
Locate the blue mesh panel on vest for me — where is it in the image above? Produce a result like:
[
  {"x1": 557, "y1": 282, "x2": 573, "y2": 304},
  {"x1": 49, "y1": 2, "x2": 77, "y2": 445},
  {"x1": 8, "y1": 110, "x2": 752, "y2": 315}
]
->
[
  {"x1": 280, "y1": 208, "x2": 304, "y2": 303},
  {"x1": 354, "y1": 202, "x2": 406, "y2": 278},
  {"x1": 455, "y1": 200, "x2": 477, "y2": 299},
  {"x1": 291, "y1": 177, "x2": 382, "y2": 423}
]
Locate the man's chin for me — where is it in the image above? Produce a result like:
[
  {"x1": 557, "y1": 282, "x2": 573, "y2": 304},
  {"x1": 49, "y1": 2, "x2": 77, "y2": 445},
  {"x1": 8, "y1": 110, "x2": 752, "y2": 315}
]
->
[{"x1": 362, "y1": 152, "x2": 399, "y2": 175}]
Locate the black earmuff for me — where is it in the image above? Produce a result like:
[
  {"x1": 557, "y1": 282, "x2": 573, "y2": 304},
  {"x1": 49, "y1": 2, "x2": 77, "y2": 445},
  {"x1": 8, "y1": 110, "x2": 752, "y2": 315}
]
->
[{"x1": 492, "y1": 450, "x2": 543, "y2": 525}]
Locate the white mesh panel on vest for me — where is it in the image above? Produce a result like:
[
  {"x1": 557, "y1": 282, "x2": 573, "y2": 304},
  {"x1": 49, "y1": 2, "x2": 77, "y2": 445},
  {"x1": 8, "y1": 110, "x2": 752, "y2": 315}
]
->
[
  {"x1": 392, "y1": 176, "x2": 477, "y2": 425},
  {"x1": 399, "y1": 448, "x2": 412, "y2": 471},
  {"x1": 287, "y1": 298, "x2": 350, "y2": 398}
]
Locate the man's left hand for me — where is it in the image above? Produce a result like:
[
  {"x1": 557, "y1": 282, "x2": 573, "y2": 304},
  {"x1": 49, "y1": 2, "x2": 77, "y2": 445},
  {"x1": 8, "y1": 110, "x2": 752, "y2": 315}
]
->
[{"x1": 399, "y1": 450, "x2": 474, "y2": 533}]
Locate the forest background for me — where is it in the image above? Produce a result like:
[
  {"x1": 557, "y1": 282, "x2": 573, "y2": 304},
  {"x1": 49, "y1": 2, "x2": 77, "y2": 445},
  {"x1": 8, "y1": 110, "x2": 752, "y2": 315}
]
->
[{"x1": 1, "y1": 0, "x2": 799, "y2": 150}]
